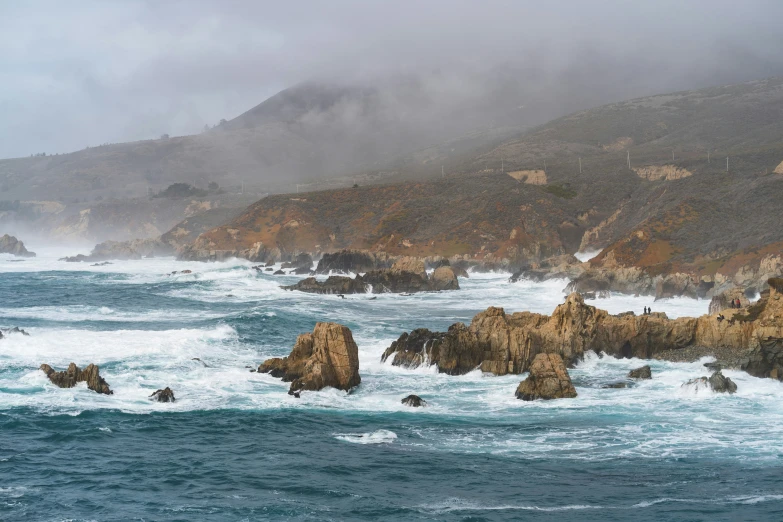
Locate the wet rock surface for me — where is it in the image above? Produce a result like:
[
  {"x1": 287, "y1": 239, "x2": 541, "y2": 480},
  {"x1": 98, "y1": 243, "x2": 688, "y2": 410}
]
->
[
  {"x1": 684, "y1": 370, "x2": 737, "y2": 394},
  {"x1": 628, "y1": 365, "x2": 652, "y2": 379},
  {"x1": 515, "y1": 353, "x2": 577, "y2": 400},
  {"x1": 150, "y1": 387, "x2": 176, "y2": 402},
  {"x1": 401, "y1": 394, "x2": 427, "y2": 407},
  {"x1": 259, "y1": 322, "x2": 361, "y2": 394},
  {"x1": 39, "y1": 363, "x2": 113, "y2": 395}
]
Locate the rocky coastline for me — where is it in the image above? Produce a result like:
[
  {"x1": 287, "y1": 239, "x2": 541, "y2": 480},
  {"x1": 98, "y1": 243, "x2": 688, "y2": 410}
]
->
[{"x1": 0, "y1": 234, "x2": 35, "y2": 257}]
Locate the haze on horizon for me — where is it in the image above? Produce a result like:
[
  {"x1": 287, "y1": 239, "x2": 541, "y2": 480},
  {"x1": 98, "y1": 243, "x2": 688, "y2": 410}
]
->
[{"x1": 2, "y1": 0, "x2": 783, "y2": 160}]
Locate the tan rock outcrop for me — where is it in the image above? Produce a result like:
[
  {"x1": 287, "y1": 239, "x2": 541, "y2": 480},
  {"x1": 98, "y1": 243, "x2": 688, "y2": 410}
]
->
[
  {"x1": 259, "y1": 323, "x2": 361, "y2": 394},
  {"x1": 392, "y1": 257, "x2": 427, "y2": 278},
  {"x1": 515, "y1": 353, "x2": 577, "y2": 400},
  {"x1": 430, "y1": 266, "x2": 460, "y2": 290},
  {"x1": 39, "y1": 363, "x2": 113, "y2": 394},
  {"x1": 633, "y1": 165, "x2": 692, "y2": 181},
  {"x1": 382, "y1": 282, "x2": 783, "y2": 376}
]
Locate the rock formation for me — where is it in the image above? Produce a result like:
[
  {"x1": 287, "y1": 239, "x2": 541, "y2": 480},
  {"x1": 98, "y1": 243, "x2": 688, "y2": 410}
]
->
[
  {"x1": 0, "y1": 234, "x2": 35, "y2": 257},
  {"x1": 515, "y1": 353, "x2": 577, "y2": 400},
  {"x1": 1, "y1": 327, "x2": 30, "y2": 338},
  {"x1": 684, "y1": 370, "x2": 737, "y2": 394},
  {"x1": 39, "y1": 363, "x2": 113, "y2": 394},
  {"x1": 62, "y1": 238, "x2": 172, "y2": 262},
  {"x1": 283, "y1": 266, "x2": 460, "y2": 294},
  {"x1": 382, "y1": 280, "x2": 783, "y2": 376},
  {"x1": 150, "y1": 387, "x2": 176, "y2": 402},
  {"x1": 741, "y1": 337, "x2": 783, "y2": 380},
  {"x1": 315, "y1": 250, "x2": 393, "y2": 274},
  {"x1": 258, "y1": 322, "x2": 361, "y2": 394},
  {"x1": 628, "y1": 365, "x2": 652, "y2": 379},
  {"x1": 401, "y1": 394, "x2": 427, "y2": 407}
]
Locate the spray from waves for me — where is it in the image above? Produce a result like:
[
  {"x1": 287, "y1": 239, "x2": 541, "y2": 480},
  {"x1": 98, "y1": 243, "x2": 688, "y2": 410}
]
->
[{"x1": 334, "y1": 429, "x2": 398, "y2": 444}]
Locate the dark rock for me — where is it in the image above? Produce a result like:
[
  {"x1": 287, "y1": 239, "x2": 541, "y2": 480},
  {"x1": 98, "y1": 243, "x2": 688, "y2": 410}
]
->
[
  {"x1": 0, "y1": 234, "x2": 35, "y2": 257},
  {"x1": 39, "y1": 363, "x2": 113, "y2": 394},
  {"x1": 281, "y1": 253, "x2": 313, "y2": 270},
  {"x1": 381, "y1": 328, "x2": 449, "y2": 370},
  {"x1": 293, "y1": 266, "x2": 312, "y2": 275},
  {"x1": 741, "y1": 337, "x2": 783, "y2": 380},
  {"x1": 628, "y1": 365, "x2": 652, "y2": 379},
  {"x1": 708, "y1": 370, "x2": 737, "y2": 393},
  {"x1": 258, "y1": 322, "x2": 361, "y2": 394},
  {"x1": 192, "y1": 357, "x2": 208, "y2": 367},
  {"x1": 316, "y1": 250, "x2": 388, "y2": 274},
  {"x1": 515, "y1": 353, "x2": 577, "y2": 400},
  {"x1": 150, "y1": 387, "x2": 175, "y2": 402},
  {"x1": 273, "y1": 269, "x2": 286, "y2": 275},
  {"x1": 703, "y1": 361, "x2": 723, "y2": 372},
  {"x1": 283, "y1": 276, "x2": 367, "y2": 294},
  {"x1": 284, "y1": 266, "x2": 459, "y2": 295},
  {"x1": 1, "y1": 327, "x2": 30, "y2": 337},
  {"x1": 602, "y1": 382, "x2": 628, "y2": 388},
  {"x1": 265, "y1": 267, "x2": 274, "y2": 271},
  {"x1": 401, "y1": 394, "x2": 427, "y2": 407}
]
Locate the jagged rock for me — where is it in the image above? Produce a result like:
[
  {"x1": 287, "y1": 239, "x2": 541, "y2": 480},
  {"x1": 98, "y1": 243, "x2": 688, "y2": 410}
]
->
[
  {"x1": 273, "y1": 269, "x2": 286, "y2": 275},
  {"x1": 0, "y1": 234, "x2": 35, "y2": 257},
  {"x1": 628, "y1": 365, "x2": 652, "y2": 379},
  {"x1": 741, "y1": 337, "x2": 783, "y2": 380},
  {"x1": 1, "y1": 327, "x2": 30, "y2": 337},
  {"x1": 430, "y1": 266, "x2": 460, "y2": 290},
  {"x1": 258, "y1": 322, "x2": 361, "y2": 394},
  {"x1": 515, "y1": 353, "x2": 577, "y2": 400},
  {"x1": 709, "y1": 287, "x2": 750, "y2": 315},
  {"x1": 684, "y1": 370, "x2": 737, "y2": 394},
  {"x1": 150, "y1": 387, "x2": 176, "y2": 402},
  {"x1": 451, "y1": 266, "x2": 470, "y2": 278},
  {"x1": 401, "y1": 394, "x2": 427, "y2": 407},
  {"x1": 285, "y1": 267, "x2": 458, "y2": 295},
  {"x1": 39, "y1": 363, "x2": 113, "y2": 394},
  {"x1": 381, "y1": 284, "x2": 783, "y2": 376},
  {"x1": 381, "y1": 328, "x2": 448, "y2": 369}
]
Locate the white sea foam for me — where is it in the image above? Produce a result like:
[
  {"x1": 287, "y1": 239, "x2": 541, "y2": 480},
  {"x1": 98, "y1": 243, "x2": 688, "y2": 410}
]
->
[
  {"x1": 334, "y1": 429, "x2": 398, "y2": 444},
  {"x1": 3, "y1": 253, "x2": 783, "y2": 462}
]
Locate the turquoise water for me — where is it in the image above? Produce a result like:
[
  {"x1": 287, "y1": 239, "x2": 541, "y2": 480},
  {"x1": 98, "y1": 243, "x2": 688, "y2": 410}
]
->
[{"x1": 2, "y1": 248, "x2": 783, "y2": 521}]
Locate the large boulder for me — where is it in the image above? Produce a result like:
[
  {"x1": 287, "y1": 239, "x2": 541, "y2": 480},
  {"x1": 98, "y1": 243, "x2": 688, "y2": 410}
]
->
[
  {"x1": 430, "y1": 266, "x2": 460, "y2": 290},
  {"x1": 361, "y1": 269, "x2": 432, "y2": 293},
  {"x1": 0, "y1": 234, "x2": 35, "y2": 257},
  {"x1": 39, "y1": 363, "x2": 113, "y2": 394},
  {"x1": 515, "y1": 353, "x2": 577, "y2": 400},
  {"x1": 258, "y1": 323, "x2": 361, "y2": 394},
  {"x1": 392, "y1": 257, "x2": 427, "y2": 279},
  {"x1": 628, "y1": 365, "x2": 652, "y2": 379},
  {"x1": 284, "y1": 267, "x2": 458, "y2": 295}
]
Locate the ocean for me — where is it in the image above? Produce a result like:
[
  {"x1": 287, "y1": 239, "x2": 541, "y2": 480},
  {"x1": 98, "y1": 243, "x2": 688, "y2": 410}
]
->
[{"x1": 2, "y1": 246, "x2": 783, "y2": 521}]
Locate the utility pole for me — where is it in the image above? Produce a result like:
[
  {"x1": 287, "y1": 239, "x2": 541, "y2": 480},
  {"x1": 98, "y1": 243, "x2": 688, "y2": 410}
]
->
[
  {"x1": 543, "y1": 159, "x2": 547, "y2": 172},
  {"x1": 441, "y1": 165, "x2": 444, "y2": 178},
  {"x1": 241, "y1": 181, "x2": 244, "y2": 194},
  {"x1": 579, "y1": 157, "x2": 582, "y2": 174},
  {"x1": 707, "y1": 149, "x2": 710, "y2": 163},
  {"x1": 672, "y1": 150, "x2": 675, "y2": 162},
  {"x1": 726, "y1": 156, "x2": 729, "y2": 172},
  {"x1": 501, "y1": 159, "x2": 504, "y2": 173},
  {"x1": 627, "y1": 150, "x2": 631, "y2": 169}
]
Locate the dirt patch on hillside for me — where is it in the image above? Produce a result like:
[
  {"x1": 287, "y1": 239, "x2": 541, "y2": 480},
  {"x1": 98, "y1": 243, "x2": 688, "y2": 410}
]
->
[
  {"x1": 602, "y1": 137, "x2": 633, "y2": 152},
  {"x1": 633, "y1": 165, "x2": 692, "y2": 181},
  {"x1": 773, "y1": 160, "x2": 783, "y2": 174},
  {"x1": 507, "y1": 170, "x2": 547, "y2": 185}
]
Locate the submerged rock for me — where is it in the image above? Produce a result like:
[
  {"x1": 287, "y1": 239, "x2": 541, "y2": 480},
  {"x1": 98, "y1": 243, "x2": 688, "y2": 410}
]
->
[
  {"x1": 39, "y1": 363, "x2": 113, "y2": 395},
  {"x1": 628, "y1": 365, "x2": 652, "y2": 379},
  {"x1": 1, "y1": 327, "x2": 30, "y2": 337},
  {"x1": 258, "y1": 322, "x2": 361, "y2": 394},
  {"x1": 515, "y1": 353, "x2": 577, "y2": 400},
  {"x1": 401, "y1": 394, "x2": 427, "y2": 407},
  {"x1": 0, "y1": 234, "x2": 35, "y2": 257},
  {"x1": 150, "y1": 387, "x2": 176, "y2": 402}
]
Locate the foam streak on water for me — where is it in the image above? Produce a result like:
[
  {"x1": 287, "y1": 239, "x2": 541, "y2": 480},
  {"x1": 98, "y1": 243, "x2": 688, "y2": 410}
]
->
[{"x1": 1, "y1": 250, "x2": 782, "y2": 520}]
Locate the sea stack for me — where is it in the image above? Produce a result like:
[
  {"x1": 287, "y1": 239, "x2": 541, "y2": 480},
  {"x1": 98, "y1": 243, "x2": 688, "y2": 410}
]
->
[
  {"x1": 258, "y1": 322, "x2": 361, "y2": 394},
  {"x1": 515, "y1": 353, "x2": 577, "y2": 400}
]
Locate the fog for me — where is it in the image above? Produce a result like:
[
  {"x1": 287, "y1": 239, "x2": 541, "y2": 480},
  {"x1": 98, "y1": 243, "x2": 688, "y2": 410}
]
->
[{"x1": 2, "y1": 0, "x2": 782, "y2": 160}]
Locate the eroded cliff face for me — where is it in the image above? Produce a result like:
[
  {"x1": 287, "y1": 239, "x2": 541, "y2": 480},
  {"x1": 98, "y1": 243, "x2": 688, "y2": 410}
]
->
[{"x1": 382, "y1": 283, "x2": 783, "y2": 376}]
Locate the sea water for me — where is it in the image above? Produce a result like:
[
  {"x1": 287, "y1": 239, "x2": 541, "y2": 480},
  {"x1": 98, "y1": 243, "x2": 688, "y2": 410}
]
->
[{"x1": 1, "y1": 246, "x2": 782, "y2": 521}]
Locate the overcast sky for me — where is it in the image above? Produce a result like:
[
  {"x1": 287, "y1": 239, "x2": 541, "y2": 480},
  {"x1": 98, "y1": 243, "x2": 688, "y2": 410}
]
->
[{"x1": 2, "y1": 0, "x2": 783, "y2": 159}]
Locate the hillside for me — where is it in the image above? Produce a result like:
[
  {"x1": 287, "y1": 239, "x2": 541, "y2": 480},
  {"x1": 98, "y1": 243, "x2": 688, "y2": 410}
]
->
[{"x1": 183, "y1": 78, "x2": 783, "y2": 285}]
